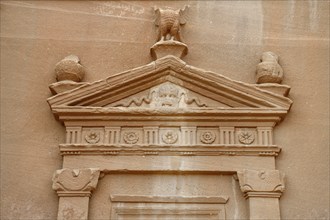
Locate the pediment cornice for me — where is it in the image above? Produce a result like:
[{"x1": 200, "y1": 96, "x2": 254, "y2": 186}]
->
[{"x1": 48, "y1": 55, "x2": 292, "y2": 122}]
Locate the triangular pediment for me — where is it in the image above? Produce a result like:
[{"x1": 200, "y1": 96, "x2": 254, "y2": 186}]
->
[{"x1": 48, "y1": 56, "x2": 292, "y2": 113}]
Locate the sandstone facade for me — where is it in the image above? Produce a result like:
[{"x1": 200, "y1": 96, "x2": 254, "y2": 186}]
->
[{"x1": 1, "y1": 1, "x2": 329, "y2": 219}]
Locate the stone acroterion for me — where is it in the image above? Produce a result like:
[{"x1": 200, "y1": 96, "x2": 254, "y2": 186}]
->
[
  {"x1": 55, "y1": 55, "x2": 85, "y2": 82},
  {"x1": 154, "y1": 6, "x2": 189, "y2": 42},
  {"x1": 256, "y1": 51, "x2": 283, "y2": 84},
  {"x1": 151, "y1": 6, "x2": 189, "y2": 60},
  {"x1": 49, "y1": 55, "x2": 86, "y2": 95}
]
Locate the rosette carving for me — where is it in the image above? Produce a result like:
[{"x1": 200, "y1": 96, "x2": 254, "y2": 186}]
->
[
  {"x1": 200, "y1": 131, "x2": 216, "y2": 144},
  {"x1": 162, "y1": 131, "x2": 178, "y2": 144},
  {"x1": 85, "y1": 131, "x2": 100, "y2": 144},
  {"x1": 123, "y1": 132, "x2": 139, "y2": 144},
  {"x1": 238, "y1": 130, "x2": 255, "y2": 145}
]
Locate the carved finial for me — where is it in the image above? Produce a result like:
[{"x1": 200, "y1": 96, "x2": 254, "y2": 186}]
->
[
  {"x1": 55, "y1": 55, "x2": 85, "y2": 82},
  {"x1": 150, "y1": 6, "x2": 189, "y2": 60},
  {"x1": 256, "y1": 52, "x2": 283, "y2": 84},
  {"x1": 49, "y1": 55, "x2": 87, "y2": 95}
]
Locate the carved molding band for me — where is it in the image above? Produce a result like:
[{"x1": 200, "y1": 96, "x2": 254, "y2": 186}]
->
[
  {"x1": 236, "y1": 169, "x2": 285, "y2": 199},
  {"x1": 110, "y1": 195, "x2": 229, "y2": 204},
  {"x1": 52, "y1": 168, "x2": 100, "y2": 197},
  {"x1": 59, "y1": 144, "x2": 281, "y2": 157}
]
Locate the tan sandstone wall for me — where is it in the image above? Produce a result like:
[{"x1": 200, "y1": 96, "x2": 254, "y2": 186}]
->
[{"x1": 1, "y1": 1, "x2": 329, "y2": 219}]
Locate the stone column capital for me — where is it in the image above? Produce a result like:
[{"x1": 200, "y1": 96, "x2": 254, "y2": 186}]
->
[
  {"x1": 52, "y1": 168, "x2": 100, "y2": 197},
  {"x1": 237, "y1": 169, "x2": 285, "y2": 198}
]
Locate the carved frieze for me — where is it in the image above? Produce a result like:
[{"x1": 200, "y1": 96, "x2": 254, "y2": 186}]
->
[
  {"x1": 52, "y1": 168, "x2": 100, "y2": 197},
  {"x1": 63, "y1": 125, "x2": 276, "y2": 146}
]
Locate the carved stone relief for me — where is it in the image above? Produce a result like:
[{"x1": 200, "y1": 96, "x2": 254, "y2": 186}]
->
[
  {"x1": 112, "y1": 82, "x2": 207, "y2": 108},
  {"x1": 121, "y1": 128, "x2": 143, "y2": 145},
  {"x1": 123, "y1": 131, "x2": 139, "y2": 144},
  {"x1": 197, "y1": 128, "x2": 218, "y2": 145},
  {"x1": 159, "y1": 127, "x2": 180, "y2": 145},
  {"x1": 200, "y1": 131, "x2": 216, "y2": 144},
  {"x1": 82, "y1": 128, "x2": 104, "y2": 144},
  {"x1": 237, "y1": 169, "x2": 285, "y2": 198},
  {"x1": 52, "y1": 168, "x2": 100, "y2": 197},
  {"x1": 236, "y1": 128, "x2": 257, "y2": 145},
  {"x1": 48, "y1": 6, "x2": 292, "y2": 220}
]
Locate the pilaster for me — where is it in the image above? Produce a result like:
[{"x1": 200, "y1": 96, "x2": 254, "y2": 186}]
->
[
  {"x1": 52, "y1": 168, "x2": 100, "y2": 220},
  {"x1": 237, "y1": 169, "x2": 285, "y2": 220}
]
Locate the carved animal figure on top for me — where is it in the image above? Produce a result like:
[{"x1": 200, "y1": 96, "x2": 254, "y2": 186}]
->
[{"x1": 154, "y1": 6, "x2": 189, "y2": 42}]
